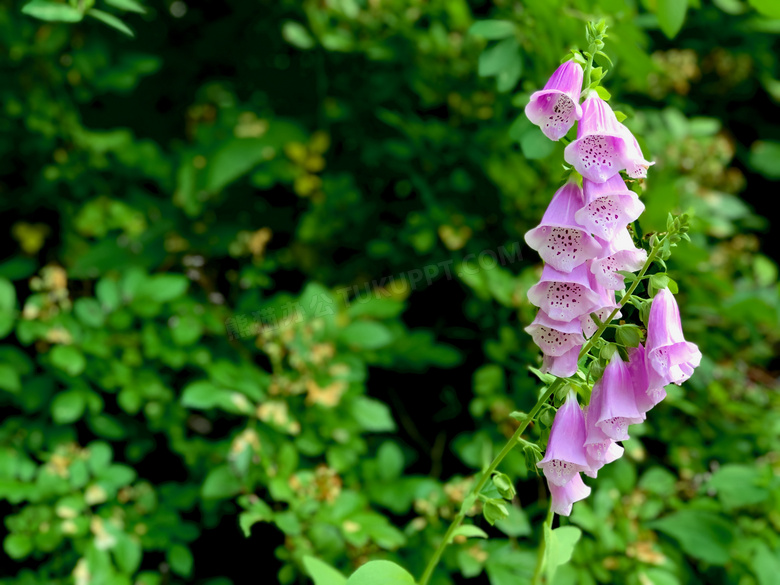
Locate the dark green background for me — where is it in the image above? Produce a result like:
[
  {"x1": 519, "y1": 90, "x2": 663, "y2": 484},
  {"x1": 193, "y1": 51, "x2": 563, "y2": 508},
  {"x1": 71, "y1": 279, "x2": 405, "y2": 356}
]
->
[{"x1": 1, "y1": 1, "x2": 779, "y2": 584}]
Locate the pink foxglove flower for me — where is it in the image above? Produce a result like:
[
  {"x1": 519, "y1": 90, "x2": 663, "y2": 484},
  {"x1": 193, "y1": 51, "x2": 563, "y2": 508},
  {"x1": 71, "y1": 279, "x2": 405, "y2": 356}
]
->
[
  {"x1": 628, "y1": 344, "x2": 667, "y2": 414},
  {"x1": 527, "y1": 263, "x2": 601, "y2": 322},
  {"x1": 525, "y1": 310, "x2": 585, "y2": 358},
  {"x1": 549, "y1": 472, "x2": 591, "y2": 516},
  {"x1": 583, "y1": 381, "x2": 624, "y2": 477},
  {"x1": 580, "y1": 275, "x2": 622, "y2": 338},
  {"x1": 564, "y1": 96, "x2": 653, "y2": 183},
  {"x1": 525, "y1": 61, "x2": 584, "y2": 141},
  {"x1": 619, "y1": 125, "x2": 656, "y2": 179},
  {"x1": 575, "y1": 175, "x2": 645, "y2": 242},
  {"x1": 593, "y1": 352, "x2": 644, "y2": 441},
  {"x1": 524, "y1": 179, "x2": 601, "y2": 273},
  {"x1": 590, "y1": 229, "x2": 648, "y2": 290},
  {"x1": 645, "y1": 288, "x2": 702, "y2": 389},
  {"x1": 542, "y1": 345, "x2": 581, "y2": 378},
  {"x1": 537, "y1": 392, "x2": 590, "y2": 486}
]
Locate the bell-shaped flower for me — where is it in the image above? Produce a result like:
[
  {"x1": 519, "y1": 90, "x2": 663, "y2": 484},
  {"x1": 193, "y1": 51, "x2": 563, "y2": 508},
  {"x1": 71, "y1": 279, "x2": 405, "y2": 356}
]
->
[
  {"x1": 549, "y1": 472, "x2": 591, "y2": 516},
  {"x1": 645, "y1": 288, "x2": 702, "y2": 389},
  {"x1": 524, "y1": 179, "x2": 602, "y2": 273},
  {"x1": 542, "y1": 344, "x2": 581, "y2": 378},
  {"x1": 525, "y1": 310, "x2": 585, "y2": 358},
  {"x1": 627, "y1": 344, "x2": 667, "y2": 414},
  {"x1": 537, "y1": 392, "x2": 590, "y2": 486},
  {"x1": 527, "y1": 263, "x2": 601, "y2": 322},
  {"x1": 619, "y1": 125, "x2": 655, "y2": 179},
  {"x1": 575, "y1": 175, "x2": 645, "y2": 242},
  {"x1": 580, "y1": 274, "x2": 622, "y2": 338},
  {"x1": 593, "y1": 352, "x2": 644, "y2": 441},
  {"x1": 590, "y1": 229, "x2": 647, "y2": 290},
  {"x1": 564, "y1": 96, "x2": 654, "y2": 183},
  {"x1": 525, "y1": 61, "x2": 584, "y2": 141},
  {"x1": 583, "y1": 381, "x2": 624, "y2": 477}
]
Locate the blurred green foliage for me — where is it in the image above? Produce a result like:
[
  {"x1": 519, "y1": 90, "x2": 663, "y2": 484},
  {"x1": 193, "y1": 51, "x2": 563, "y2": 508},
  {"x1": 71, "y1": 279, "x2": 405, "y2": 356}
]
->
[{"x1": 1, "y1": 0, "x2": 780, "y2": 584}]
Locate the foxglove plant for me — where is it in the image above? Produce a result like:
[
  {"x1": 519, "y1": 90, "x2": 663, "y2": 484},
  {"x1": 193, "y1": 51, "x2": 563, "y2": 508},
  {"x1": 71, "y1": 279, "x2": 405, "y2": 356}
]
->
[{"x1": 417, "y1": 21, "x2": 700, "y2": 585}]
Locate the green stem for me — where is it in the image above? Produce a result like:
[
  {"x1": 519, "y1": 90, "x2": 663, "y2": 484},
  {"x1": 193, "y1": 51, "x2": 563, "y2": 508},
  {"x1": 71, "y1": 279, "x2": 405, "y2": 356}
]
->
[
  {"x1": 418, "y1": 379, "x2": 564, "y2": 585},
  {"x1": 532, "y1": 503, "x2": 555, "y2": 585},
  {"x1": 583, "y1": 50, "x2": 595, "y2": 91}
]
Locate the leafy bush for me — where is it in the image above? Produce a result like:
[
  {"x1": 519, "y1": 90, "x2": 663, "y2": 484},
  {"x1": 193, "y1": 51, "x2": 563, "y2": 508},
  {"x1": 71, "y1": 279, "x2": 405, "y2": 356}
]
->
[{"x1": 2, "y1": 1, "x2": 780, "y2": 584}]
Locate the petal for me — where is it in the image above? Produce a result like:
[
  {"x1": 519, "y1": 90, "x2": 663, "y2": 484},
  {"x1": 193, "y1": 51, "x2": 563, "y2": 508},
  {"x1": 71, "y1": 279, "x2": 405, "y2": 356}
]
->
[
  {"x1": 595, "y1": 353, "x2": 644, "y2": 440},
  {"x1": 525, "y1": 310, "x2": 586, "y2": 357},
  {"x1": 525, "y1": 91, "x2": 580, "y2": 141},
  {"x1": 549, "y1": 473, "x2": 591, "y2": 516},
  {"x1": 528, "y1": 264, "x2": 601, "y2": 322},
  {"x1": 538, "y1": 393, "x2": 590, "y2": 485},
  {"x1": 541, "y1": 344, "x2": 582, "y2": 378},
  {"x1": 576, "y1": 177, "x2": 645, "y2": 241}
]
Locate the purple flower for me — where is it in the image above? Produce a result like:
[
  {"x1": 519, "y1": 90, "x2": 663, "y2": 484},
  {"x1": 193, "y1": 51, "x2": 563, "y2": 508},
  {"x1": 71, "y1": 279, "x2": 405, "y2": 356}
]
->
[
  {"x1": 592, "y1": 352, "x2": 644, "y2": 441},
  {"x1": 527, "y1": 263, "x2": 601, "y2": 322},
  {"x1": 537, "y1": 392, "x2": 590, "y2": 486},
  {"x1": 590, "y1": 229, "x2": 648, "y2": 290},
  {"x1": 620, "y1": 125, "x2": 656, "y2": 179},
  {"x1": 563, "y1": 96, "x2": 654, "y2": 183},
  {"x1": 583, "y1": 381, "x2": 624, "y2": 476},
  {"x1": 580, "y1": 275, "x2": 622, "y2": 338},
  {"x1": 645, "y1": 288, "x2": 702, "y2": 389},
  {"x1": 549, "y1": 472, "x2": 591, "y2": 516},
  {"x1": 525, "y1": 61, "x2": 584, "y2": 141},
  {"x1": 525, "y1": 310, "x2": 585, "y2": 358},
  {"x1": 542, "y1": 345, "x2": 581, "y2": 378},
  {"x1": 628, "y1": 344, "x2": 667, "y2": 414},
  {"x1": 524, "y1": 179, "x2": 602, "y2": 273},
  {"x1": 575, "y1": 175, "x2": 645, "y2": 242}
]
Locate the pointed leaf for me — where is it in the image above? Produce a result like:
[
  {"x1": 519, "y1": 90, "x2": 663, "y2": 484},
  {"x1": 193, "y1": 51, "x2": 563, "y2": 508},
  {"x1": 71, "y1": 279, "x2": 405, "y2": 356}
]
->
[{"x1": 88, "y1": 8, "x2": 134, "y2": 37}]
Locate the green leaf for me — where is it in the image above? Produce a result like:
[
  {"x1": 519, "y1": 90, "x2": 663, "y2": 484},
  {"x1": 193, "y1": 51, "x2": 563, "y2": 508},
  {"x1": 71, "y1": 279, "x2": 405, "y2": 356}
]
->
[
  {"x1": 0, "y1": 364, "x2": 21, "y2": 393},
  {"x1": 649, "y1": 510, "x2": 735, "y2": 565},
  {"x1": 495, "y1": 504, "x2": 532, "y2": 537},
  {"x1": 749, "y1": 0, "x2": 780, "y2": 18},
  {"x1": 51, "y1": 390, "x2": 86, "y2": 424},
  {"x1": 282, "y1": 21, "x2": 315, "y2": 49},
  {"x1": 88, "y1": 9, "x2": 134, "y2": 36},
  {"x1": 21, "y1": 0, "x2": 83, "y2": 22},
  {"x1": 346, "y1": 560, "x2": 417, "y2": 585},
  {"x1": 239, "y1": 500, "x2": 274, "y2": 537},
  {"x1": 50, "y1": 345, "x2": 87, "y2": 376},
  {"x1": 544, "y1": 525, "x2": 582, "y2": 583},
  {"x1": 478, "y1": 37, "x2": 520, "y2": 77},
  {"x1": 520, "y1": 126, "x2": 556, "y2": 159},
  {"x1": 75, "y1": 298, "x2": 106, "y2": 328},
  {"x1": 656, "y1": 0, "x2": 688, "y2": 39},
  {"x1": 3, "y1": 534, "x2": 32, "y2": 559},
  {"x1": 138, "y1": 274, "x2": 189, "y2": 302},
  {"x1": 167, "y1": 544, "x2": 194, "y2": 577},
  {"x1": 451, "y1": 524, "x2": 489, "y2": 542},
  {"x1": 113, "y1": 533, "x2": 142, "y2": 574},
  {"x1": 303, "y1": 556, "x2": 348, "y2": 585},
  {"x1": 201, "y1": 465, "x2": 242, "y2": 499},
  {"x1": 705, "y1": 464, "x2": 769, "y2": 510},
  {"x1": 614, "y1": 110, "x2": 628, "y2": 123},
  {"x1": 348, "y1": 397, "x2": 396, "y2": 432},
  {"x1": 593, "y1": 86, "x2": 611, "y2": 101},
  {"x1": 338, "y1": 321, "x2": 394, "y2": 350},
  {"x1": 105, "y1": 0, "x2": 146, "y2": 13},
  {"x1": 468, "y1": 20, "x2": 515, "y2": 40},
  {"x1": 749, "y1": 141, "x2": 780, "y2": 180},
  {"x1": 0, "y1": 278, "x2": 16, "y2": 313}
]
